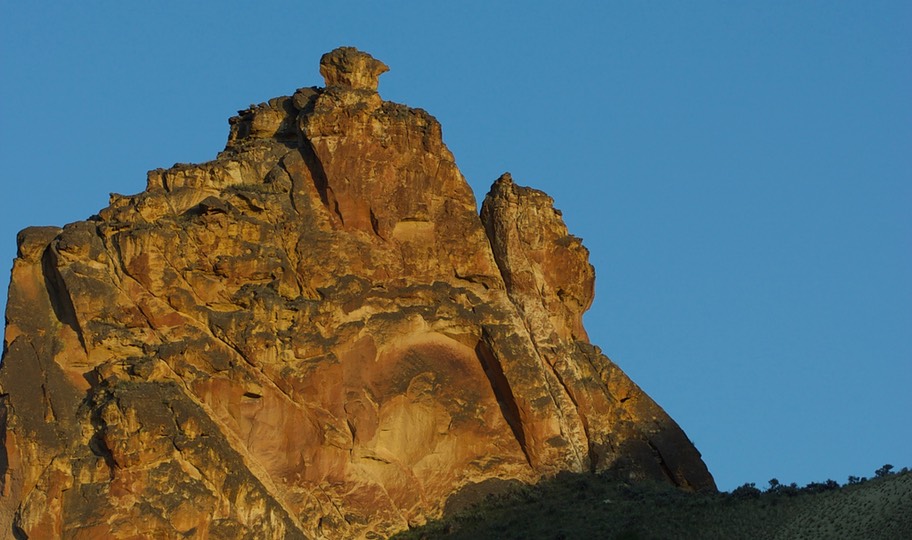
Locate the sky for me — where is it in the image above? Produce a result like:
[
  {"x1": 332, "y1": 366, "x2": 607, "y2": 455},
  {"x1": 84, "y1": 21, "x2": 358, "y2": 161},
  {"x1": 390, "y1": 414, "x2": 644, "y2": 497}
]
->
[{"x1": 1, "y1": 2, "x2": 909, "y2": 492}]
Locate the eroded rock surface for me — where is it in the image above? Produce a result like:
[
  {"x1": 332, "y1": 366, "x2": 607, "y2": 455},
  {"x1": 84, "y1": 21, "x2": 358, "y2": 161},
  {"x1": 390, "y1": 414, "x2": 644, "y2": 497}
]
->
[{"x1": 0, "y1": 47, "x2": 714, "y2": 539}]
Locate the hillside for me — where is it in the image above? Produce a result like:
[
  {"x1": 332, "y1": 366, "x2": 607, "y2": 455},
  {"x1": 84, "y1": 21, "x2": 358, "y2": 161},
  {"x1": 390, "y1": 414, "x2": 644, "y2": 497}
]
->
[{"x1": 395, "y1": 469, "x2": 912, "y2": 539}]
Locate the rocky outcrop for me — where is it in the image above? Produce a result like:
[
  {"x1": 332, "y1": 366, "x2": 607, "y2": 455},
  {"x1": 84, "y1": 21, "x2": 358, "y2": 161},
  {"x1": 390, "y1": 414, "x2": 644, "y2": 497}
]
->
[{"x1": 0, "y1": 47, "x2": 714, "y2": 539}]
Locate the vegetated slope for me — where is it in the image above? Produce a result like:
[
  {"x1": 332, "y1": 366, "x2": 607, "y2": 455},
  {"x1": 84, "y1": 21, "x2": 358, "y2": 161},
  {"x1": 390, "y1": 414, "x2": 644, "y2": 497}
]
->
[{"x1": 394, "y1": 469, "x2": 912, "y2": 539}]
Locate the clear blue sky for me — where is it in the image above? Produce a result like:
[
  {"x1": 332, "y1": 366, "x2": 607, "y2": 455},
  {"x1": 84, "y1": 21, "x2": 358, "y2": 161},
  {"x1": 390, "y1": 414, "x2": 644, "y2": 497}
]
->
[{"x1": 1, "y1": 2, "x2": 909, "y2": 492}]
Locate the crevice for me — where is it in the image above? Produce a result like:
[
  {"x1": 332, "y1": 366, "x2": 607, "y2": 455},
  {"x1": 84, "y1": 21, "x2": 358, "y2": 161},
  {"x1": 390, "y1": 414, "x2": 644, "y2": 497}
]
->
[
  {"x1": 478, "y1": 199, "x2": 512, "y2": 293},
  {"x1": 548, "y1": 362, "x2": 580, "y2": 411},
  {"x1": 369, "y1": 207, "x2": 381, "y2": 237},
  {"x1": 276, "y1": 159, "x2": 301, "y2": 215},
  {"x1": 85, "y1": 389, "x2": 118, "y2": 476},
  {"x1": 545, "y1": 360, "x2": 600, "y2": 472},
  {"x1": 345, "y1": 418, "x2": 357, "y2": 448},
  {"x1": 297, "y1": 142, "x2": 341, "y2": 223},
  {"x1": 475, "y1": 336, "x2": 532, "y2": 468},
  {"x1": 575, "y1": 342, "x2": 619, "y2": 399},
  {"x1": 39, "y1": 384, "x2": 56, "y2": 423},
  {"x1": 204, "y1": 319, "x2": 311, "y2": 417},
  {"x1": 40, "y1": 245, "x2": 87, "y2": 352},
  {"x1": 361, "y1": 455, "x2": 391, "y2": 464},
  {"x1": 547, "y1": 359, "x2": 590, "y2": 430},
  {"x1": 318, "y1": 484, "x2": 348, "y2": 528},
  {"x1": 150, "y1": 360, "x2": 308, "y2": 534},
  {"x1": 498, "y1": 292, "x2": 583, "y2": 467},
  {"x1": 535, "y1": 361, "x2": 588, "y2": 471},
  {"x1": 646, "y1": 438, "x2": 680, "y2": 488},
  {"x1": 0, "y1": 395, "x2": 12, "y2": 493}
]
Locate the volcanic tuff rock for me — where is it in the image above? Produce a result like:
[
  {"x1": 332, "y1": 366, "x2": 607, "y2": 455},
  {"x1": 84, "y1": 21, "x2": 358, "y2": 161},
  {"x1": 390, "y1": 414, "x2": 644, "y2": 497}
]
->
[{"x1": 0, "y1": 47, "x2": 715, "y2": 539}]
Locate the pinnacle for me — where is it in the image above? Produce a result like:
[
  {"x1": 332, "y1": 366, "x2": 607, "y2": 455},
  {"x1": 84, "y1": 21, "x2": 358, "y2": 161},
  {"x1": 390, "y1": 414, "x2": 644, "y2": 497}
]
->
[{"x1": 319, "y1": 47, "x2": 389, "y2": 91}]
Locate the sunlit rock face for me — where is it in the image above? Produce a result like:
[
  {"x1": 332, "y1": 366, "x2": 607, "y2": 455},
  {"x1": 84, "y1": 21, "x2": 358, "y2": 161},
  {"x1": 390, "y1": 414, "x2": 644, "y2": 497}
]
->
[{"x1": 0, "y1": 47, "x2": 715, "y2": 539}]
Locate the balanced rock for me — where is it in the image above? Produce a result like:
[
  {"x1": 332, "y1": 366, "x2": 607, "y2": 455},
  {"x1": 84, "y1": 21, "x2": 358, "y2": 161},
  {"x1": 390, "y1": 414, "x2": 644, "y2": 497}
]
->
[
  {"x1": 0, "y1": 47, "x2": 714, "y2": 539},
  {"x1": 319, "y1": 47, "x2": 389, "y2": 91}
]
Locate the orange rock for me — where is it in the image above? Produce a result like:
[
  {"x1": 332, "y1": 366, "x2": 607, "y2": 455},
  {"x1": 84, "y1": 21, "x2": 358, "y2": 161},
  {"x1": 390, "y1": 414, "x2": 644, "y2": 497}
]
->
[{"x1": 0, "y1": 47, "x2": 714, "y2": 539}]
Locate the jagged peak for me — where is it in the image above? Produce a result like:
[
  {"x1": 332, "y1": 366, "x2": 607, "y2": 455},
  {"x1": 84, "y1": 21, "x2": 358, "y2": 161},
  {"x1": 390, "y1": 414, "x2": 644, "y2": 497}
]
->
[{"x1": 0, "y1": 47, "x2": 715, "y2": 540}]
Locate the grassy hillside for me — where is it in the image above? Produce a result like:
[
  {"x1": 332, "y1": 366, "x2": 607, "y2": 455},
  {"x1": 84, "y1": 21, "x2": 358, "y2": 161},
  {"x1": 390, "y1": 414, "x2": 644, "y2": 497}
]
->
[{"x1": 393, "y1": 468, "x2": 911, "y2": 539}]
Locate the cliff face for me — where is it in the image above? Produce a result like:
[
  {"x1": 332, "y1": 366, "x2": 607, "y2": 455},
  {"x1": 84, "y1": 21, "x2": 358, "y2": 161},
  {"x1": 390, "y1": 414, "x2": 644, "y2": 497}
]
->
[{"x1": 0, "y1": 48, "x2": 714, "y2": 539}]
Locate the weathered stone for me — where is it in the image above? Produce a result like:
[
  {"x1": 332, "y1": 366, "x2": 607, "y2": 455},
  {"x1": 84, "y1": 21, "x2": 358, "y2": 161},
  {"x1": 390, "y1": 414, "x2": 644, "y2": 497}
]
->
[
  {"x1": 0, "y1": 47, "x2": 714, "y2": 539},
  {"x1": 319, "y1": 47, "x2": 389, "y2": 91}
]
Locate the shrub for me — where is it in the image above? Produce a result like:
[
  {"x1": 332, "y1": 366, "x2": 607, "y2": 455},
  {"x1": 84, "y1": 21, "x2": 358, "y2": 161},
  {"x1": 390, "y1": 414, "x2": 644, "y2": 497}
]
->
[
  {"x1": 802, "y1": 480, "x2": 839, "y2": 494},
  {"x1": 874, "y1": 464, "x2": 894, "y2": 478},
  {"x1": 780, "y1": 483, "x2": 800, "y2": 497},
  {"x1": 731, "y1": 482, "x2": 761, "y2": 499}
]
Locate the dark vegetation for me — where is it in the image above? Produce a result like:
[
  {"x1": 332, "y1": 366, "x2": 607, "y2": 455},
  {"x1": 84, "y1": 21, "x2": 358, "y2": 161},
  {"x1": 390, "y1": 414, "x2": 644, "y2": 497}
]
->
[{"x1": 393, "y1": 466, "x2": 911, "y2": 540}]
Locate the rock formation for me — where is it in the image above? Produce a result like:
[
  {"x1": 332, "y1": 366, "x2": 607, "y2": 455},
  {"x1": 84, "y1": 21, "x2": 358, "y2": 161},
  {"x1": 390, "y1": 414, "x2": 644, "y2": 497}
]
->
[{"x1": 0, "y1": 47, "x2": 715, "y2": 539}]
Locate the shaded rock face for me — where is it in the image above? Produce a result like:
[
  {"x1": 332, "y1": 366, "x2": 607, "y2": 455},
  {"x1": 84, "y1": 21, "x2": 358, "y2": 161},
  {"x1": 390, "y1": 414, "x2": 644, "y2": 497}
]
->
[{"x1": 0, "y1": 48, "x2": 714, "y2": 539}]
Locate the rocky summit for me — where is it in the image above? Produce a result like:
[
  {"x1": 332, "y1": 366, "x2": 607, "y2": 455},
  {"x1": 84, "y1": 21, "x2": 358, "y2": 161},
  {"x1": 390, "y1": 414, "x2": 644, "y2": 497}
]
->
[{"x1": 0, "y1": 47, "x2": 715, "y2": 539}]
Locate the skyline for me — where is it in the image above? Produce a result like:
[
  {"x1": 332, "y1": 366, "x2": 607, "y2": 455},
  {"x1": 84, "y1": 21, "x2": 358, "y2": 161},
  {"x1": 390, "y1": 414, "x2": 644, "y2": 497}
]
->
[{"x1": 1, "y1": 2, "x2": 910, "y2": 491}]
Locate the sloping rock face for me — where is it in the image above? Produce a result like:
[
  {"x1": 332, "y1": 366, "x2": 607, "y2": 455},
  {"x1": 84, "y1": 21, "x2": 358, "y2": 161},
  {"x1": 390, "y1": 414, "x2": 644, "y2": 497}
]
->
[{"x1": 0, "y1": 48, "x2": 714, "y2": 539}]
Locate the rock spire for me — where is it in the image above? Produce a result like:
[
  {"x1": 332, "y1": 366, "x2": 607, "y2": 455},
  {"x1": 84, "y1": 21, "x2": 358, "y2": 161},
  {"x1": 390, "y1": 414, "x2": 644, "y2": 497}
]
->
[
  {"x1": 0, "y1": 47, "x2": 714, "y2": 539},
  {"x1": 319, "y1": 46, "x2": 389, "y2": 91}
]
